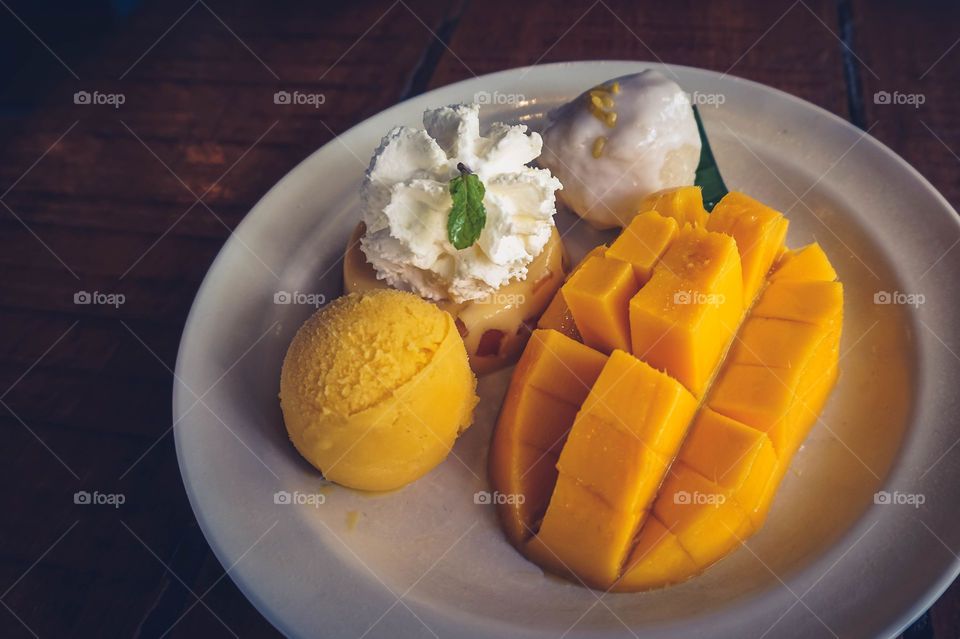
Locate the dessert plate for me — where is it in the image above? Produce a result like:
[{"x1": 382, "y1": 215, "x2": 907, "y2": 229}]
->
[{"x1": 173, "y1": 61, "x2": 960, "y2": 639}]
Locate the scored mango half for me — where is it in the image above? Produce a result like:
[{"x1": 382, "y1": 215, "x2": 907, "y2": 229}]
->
[{"x1": 491, "y1": 189, "x2": 843, "y2": 591}]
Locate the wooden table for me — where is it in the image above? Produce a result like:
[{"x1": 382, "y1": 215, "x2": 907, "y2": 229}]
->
[{"x1": 0, "y1": 0, "x2": 956, "y2": 636}]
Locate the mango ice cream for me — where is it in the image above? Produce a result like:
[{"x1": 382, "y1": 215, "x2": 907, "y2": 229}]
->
[{"x1": 280, "y1": 289, "x2": 478, "y2": 491}]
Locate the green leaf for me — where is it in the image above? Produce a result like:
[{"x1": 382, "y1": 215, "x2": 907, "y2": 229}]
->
[
  {"x1": 692, "y1": 105, "x2": 728, "y2": 212},
  {"x1": 447, "y1": 164, "x2": 487, "y2": 249}
]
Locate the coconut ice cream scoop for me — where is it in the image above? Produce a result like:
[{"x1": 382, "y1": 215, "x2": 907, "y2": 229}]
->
[{"x1": 539, "y1": 70, "x2": 701, "y2": 229}]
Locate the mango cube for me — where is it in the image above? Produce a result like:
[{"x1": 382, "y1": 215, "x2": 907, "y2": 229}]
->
[
  {"x1": 527, "y1": 475, "x2": 640, "y2": 588},
  {"x1": 707, "y1": 191, "x2": 789, "y2": 301},
  {"x1": 537, "y1": 246, "x2": 609, "y2": 340},
  {"x1": 614, "y1": 516, "x2": 698, "y2": 591},
  {"x1": 579, "y1": 350, "x2": 698, "y2": 457},
  {"x1": 639, "y1": 186, "x2": 709, "y2": 227},
  {"x1": 653, "y1": 463, "x2": 752, "y2": 568},
  {"x1": 678, "y1": 408, "x2": 778, "y2": 527},
  {"x1": 512, "y1": 385, "x2": 580, "y2": 455},
  {"x1": 606, "y1": 210, "x2": 680, "y2": 284},
  {"x1": 515, "y1": 329, "x2": 608, "y2": 403},
  {"x1": 729, "y1": 317, "x2": 828, "y2": 369},
  {"x1": 752, "y1": 280, "x2": 843, "y2": 327},
  {"x1": 629, "y1": 226, "x2": 744, "y2": 395},
  {"x1": 557, "y1": 413, "x2": 670, "y2": 513},
  {"x1": 776, "y1": 326, "x2": 842, "y2": 460},
  {"x1": 708, "y1": 363, "x2": 803, "y2": 449},
  {"x1": 562, "y1": 256, "x2": 640, "y2": 354},
  {"x1": 489, "y1": 330, "x2": 607, "y2": 545},
  {"x1": 770, "y1": 243, "x2": 837, "y2": 282},
  {"x1": 535, "y1": 350, "x2": 697, "y2": 587}
]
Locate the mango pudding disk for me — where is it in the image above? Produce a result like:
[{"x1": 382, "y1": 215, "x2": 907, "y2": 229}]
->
[
  {"x1": 491, "y1": 187, "x2": 843, "y2": 590},
  {"x1": 280, "y1": 289, "x2": 478, "y2": 491}
]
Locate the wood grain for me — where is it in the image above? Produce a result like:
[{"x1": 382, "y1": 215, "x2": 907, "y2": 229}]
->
[
  {"x1": 0, "y1": 1, "x2": 457, "y2": 637},
  {"x1": 429, "y1": 0, "x2": 849, "y2": 116}
]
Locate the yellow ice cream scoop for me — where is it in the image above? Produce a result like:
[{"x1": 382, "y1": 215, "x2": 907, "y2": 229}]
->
[{"x1": 280, "y1": 289, "x2": 478, "y2": 491}]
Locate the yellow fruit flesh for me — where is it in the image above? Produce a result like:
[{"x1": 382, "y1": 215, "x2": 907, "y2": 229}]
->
[
  {"x1": 532, "y1": 351, "x2": 696, "y2": 588},
  {"x1": 612, "y1": 516, "x2": 698, "y2": 592},
  {"x1": 606, "y1": 211, "x2": 680, "y2": 283},
  {"x1": 677, "y1": 408, "x2": 778, "y2": 526},
  {"x1": 537, "y1": 246, "x2": 608, "y2": 340},
  {"x1": 490, "y1": 189, "x2": 843, "y2": 590},
  {"x1": 707, "y1": 191, "x2": 789, "y2": 301},
  {"x1": 639, "y1": 185, "x2": 709, "y2": 228},
  {"x1": 628, "y1": 225, "x2": 743, "y2": 396},
  {"x1": 561, "y1": 255, "x2": 640, "y2": 354},
  {"x1": 489, "y1": 329, "x2": 607, "y2": 546},
  {"x1": 769, "y1": 243, "x2": 837, "y2": 283}
]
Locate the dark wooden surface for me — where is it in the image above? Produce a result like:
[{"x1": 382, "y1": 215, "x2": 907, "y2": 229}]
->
[{"x1": 0, "y1": 1, "x2": 956, "y2": 637}]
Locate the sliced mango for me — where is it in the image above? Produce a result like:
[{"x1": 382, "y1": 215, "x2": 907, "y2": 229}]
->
[
  {"x1": 511, "y1": 385, "x2": 580, "y2": 455},
  {"x1": 728, "y1": 317, "x2": 828, "y2": 369},
  {"x1": 706, "y1": 191, "x2": 789, "y2": 301},
  {"x1": 707, "y1": 363, "x2": 803, "y2": 451},
  {"x1": 770, "y1": 243, "x2": 837, "y2": 282},
  {"x1": 525, "y1": 476, "x2": 635, "y2": 588},
  {"x1": 741, "y1": 328, "x2": 841, "y2": 525},
  {"x1": 653, "y1": 463, "x2": 752, "y2": 568},
  {"x1": 775, "y1": 325, "x2": 842, "y2": 460},
  {"x1": 639, "y1": 186, "x2": 709, "y2": 228},
  {"x1": 606, "y1": 210, "x2": 679, "y2": 284},
  {"x1": 678, "y1": 408, "x2": 778, "y2": 527},
  {"x1": 614, "y1": 516, "x2": 698, "y2": 592},
  {"x1": 556, "y1": 413, "x2": 670, "y2": 514},
  {"x1": 489, "y1": 330, "x2": 607, "y2": 545},
  {"x1": 752, "y1": 280, "x2": 843, "y2": 327},
  {"x1": 628, "y1": 226, "x2": 743, "y2": 395},
  {"x1": 518, "y1": 328, "x2": 608, "y2": 402},
  {"x1": 490, "y1": 191, "x2": 843, "y2": 592},
  {"x1": 533, "y1": 350, "x2": 696, "y2": 587},
  {"x1": 579, "y1": 350, "x2": 698, "y2": 458},
  {"x1": 562, "y1": 256, "x2": 640, "y2": 354},
  {"x1": 497, "y1": 445, "x2": 560, "y2": 538},
  {"x1": 537, "y1": 246, "x2": 608, "y2": 340}
]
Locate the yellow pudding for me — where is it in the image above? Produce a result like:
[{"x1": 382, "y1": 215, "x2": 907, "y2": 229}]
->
[
  {"x1": 344, "y1": 223, "x2": 568, "y2": 375},
  {"x1": 279, "y1": 289, "x2": 478, "y2": 491}
]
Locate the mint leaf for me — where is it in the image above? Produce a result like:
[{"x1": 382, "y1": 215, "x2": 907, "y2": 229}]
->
[
  {"x1": 447, "y1": 163, "x2": 487, "y2": 249},
  {"x1": 692, "y1": 105, "x2": 728, "y2": 212}
]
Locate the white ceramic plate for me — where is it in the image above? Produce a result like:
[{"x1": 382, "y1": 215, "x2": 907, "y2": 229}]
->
[{"x1": 173, "y1": 61, "x2": 960, "y2": 639}]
